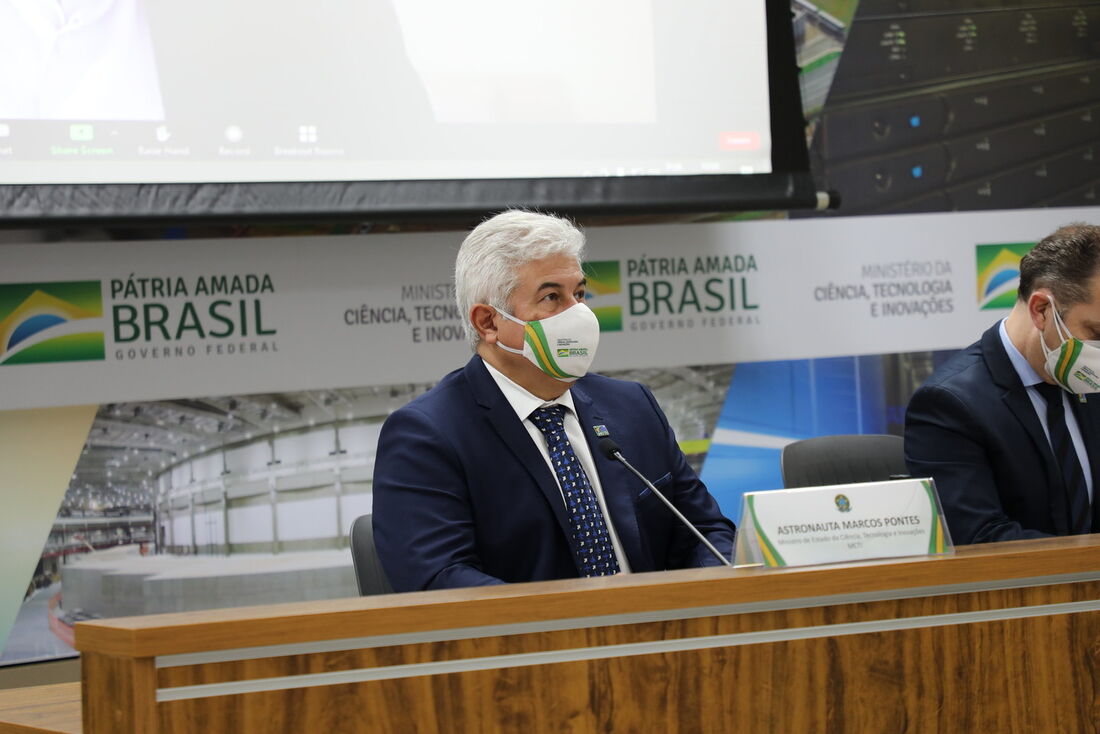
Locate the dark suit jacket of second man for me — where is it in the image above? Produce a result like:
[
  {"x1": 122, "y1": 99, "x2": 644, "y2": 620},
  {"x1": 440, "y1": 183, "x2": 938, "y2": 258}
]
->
[{"x1": 905, "y1": 323, "x2": 1100, "y2": 544}]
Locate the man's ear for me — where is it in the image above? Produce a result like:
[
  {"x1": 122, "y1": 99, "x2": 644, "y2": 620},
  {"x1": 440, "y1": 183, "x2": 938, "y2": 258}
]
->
[
  {"x1": 1026, "y1": 289, "x2": 1054, "y2": 332},
  {"x1": 470, "y1": 304, "x2": 498, "y2": 344}
]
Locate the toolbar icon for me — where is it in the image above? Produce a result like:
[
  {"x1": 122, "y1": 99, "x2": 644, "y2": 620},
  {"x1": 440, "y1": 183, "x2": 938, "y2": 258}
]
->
[{"x1": 70, "y1": 124, "x2": 94, "y2": 141}]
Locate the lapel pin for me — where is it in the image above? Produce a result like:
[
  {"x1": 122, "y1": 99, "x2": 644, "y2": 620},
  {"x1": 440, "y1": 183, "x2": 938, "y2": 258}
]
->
[{"x1": 593, "y1": 425, "x2": 610, "y2": 437}]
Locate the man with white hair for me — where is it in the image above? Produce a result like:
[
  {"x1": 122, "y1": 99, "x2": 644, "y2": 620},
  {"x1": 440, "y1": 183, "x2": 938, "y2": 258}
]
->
[{"x1": 372, "y1": 210, "x2": 735, "y2": 591}]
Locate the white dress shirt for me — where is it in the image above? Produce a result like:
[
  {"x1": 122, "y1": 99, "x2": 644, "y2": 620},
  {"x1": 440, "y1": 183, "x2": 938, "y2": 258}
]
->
[
  {"x1": 481, "y1": 359, "x2": 631, "y2": 572},
  {"x1": 999, "y1": 318, "x2": 1093, "y2": 501}
]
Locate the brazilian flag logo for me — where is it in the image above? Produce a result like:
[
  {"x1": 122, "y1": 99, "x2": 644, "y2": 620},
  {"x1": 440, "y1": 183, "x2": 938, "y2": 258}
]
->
[
  {"x1": 583, "y1": 260, "x2": 623, "y2": 332},
  {"x1": 976, "y1": 243, "x2": 1035, "y2": 310},
  {"x1": 0, "y1": 281, "x2": 105, "y2": 365}
]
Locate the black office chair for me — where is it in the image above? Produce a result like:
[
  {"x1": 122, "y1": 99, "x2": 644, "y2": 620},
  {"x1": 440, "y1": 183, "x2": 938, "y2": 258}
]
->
[
  {"x1": 780, "y1": 434, "x2": 908, "y2": 489},
  {"x1": 349, "y1": 513, "x2": 394, "y2": 595}
]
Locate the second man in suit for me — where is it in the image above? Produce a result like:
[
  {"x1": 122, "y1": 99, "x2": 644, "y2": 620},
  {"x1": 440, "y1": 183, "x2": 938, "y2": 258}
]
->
[{"x1": 905, "y1": 223, "x2": 1100, "y2": 544}]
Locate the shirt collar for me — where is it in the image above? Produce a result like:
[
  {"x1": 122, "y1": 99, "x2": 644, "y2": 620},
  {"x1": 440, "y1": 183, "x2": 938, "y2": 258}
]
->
[
  {"x1": 481, "y1": 358, "x2": 575, "y2": 422},
  {"x1": 999, "y1": 317, "x2": 1045, "y2": 388}
]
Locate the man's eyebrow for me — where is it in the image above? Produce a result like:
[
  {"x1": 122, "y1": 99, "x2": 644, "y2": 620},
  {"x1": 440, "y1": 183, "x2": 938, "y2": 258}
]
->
[{"x1": 536, "y1": 278, "x2": 587, "y2": 292}]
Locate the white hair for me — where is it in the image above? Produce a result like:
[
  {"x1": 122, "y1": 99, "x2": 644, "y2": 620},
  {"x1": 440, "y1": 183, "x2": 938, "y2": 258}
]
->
[{"x1": 455, "y1": 210, "x2": 586, "y2": 350}]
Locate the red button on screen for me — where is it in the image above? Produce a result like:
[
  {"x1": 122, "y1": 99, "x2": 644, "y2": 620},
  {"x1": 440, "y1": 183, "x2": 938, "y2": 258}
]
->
[{"x1": 719, "y1": 131, "x2": 761, "y2": 151}]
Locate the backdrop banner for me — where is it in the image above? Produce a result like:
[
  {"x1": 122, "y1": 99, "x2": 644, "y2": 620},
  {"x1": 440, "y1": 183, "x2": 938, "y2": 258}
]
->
[{"x1": 3, "y1": 205, "x2": 1097, "y2": 411}]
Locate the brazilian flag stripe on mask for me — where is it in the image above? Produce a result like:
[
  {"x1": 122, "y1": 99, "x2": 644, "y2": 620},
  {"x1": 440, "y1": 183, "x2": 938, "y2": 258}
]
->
[
  {"x1": 524, "y1": 321, "x2": 577, "y2": 380},
  {"x1": 1056, "y1": 340, "x2": 1083, "y2": 389}
]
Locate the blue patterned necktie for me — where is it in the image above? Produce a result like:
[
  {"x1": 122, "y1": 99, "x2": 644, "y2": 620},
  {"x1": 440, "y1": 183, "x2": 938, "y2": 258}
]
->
[
  {"x1": 1035, "y1": 383, "x2": 1092, "y2": 533},
  {"x1": 529, "y1": 405, "x2": 620, "y2": 577}
]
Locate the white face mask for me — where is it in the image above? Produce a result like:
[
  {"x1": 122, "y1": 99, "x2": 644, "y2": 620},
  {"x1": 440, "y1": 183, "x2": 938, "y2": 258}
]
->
[
  {"x1": 1040, "y1": 296, "x2": 1100, "y2": 394},
  {"x1": 495, "y1": 302, "x2": 600, "y2": 382}
]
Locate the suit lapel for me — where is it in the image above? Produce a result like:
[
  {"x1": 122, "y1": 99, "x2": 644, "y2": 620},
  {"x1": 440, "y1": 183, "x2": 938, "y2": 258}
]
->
[
  {"x1": 983, "y1": 325, "x2": 1070, "y2": 534},
  {"x1": 571, "y1": 381, "x2": 647, "y2": 568},
  {"x1": 464, "y1": 357, "x2": 571, "y2": 539}
]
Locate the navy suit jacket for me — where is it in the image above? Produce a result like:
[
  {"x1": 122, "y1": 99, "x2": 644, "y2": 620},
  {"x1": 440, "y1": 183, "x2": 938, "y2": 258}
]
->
[
  {"x1": 372, "y1": 356, "x2": 735, "y2": 591},
  {"x1": 904, "y1": 323, "x2": 1100, "y2": 545}
]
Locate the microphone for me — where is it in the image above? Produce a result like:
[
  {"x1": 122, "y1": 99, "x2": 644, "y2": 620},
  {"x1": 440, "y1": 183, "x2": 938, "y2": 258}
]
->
[{"x1": 597, "y1": 437, "x2": 732, "y2": 568}]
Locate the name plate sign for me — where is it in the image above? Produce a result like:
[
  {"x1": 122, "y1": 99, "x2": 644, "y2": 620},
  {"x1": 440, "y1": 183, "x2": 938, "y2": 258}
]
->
[{"x1": 733, "y1": 478, "x2": 953, "y2": 568}]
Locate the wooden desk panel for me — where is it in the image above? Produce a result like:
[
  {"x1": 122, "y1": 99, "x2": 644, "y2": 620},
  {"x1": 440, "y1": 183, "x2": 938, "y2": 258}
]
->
[
  {"x1": 146, "y1": 580, "x2": 1100, "y2": 733},
  {"x1": 2, "y1": 536, "x2": 1099, "y2": 733}
]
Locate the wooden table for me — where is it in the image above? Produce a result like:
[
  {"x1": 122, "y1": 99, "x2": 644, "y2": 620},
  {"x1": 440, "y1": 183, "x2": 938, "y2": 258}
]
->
[
  {"x1": 3, "y1": 535, "x2": 1100, "y2": 733},
  {"x1": 0, "y1": 683, "x2": 80, "y2": 734}
]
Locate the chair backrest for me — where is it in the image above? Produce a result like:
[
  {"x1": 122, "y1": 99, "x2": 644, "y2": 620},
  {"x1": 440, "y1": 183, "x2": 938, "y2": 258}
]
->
[
  {"x1": 780, "y1": 434, "x2": 907, "y2": 489},
  {"x1": 349, "y1": 513, "x2": 394, "y2": 596}
]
